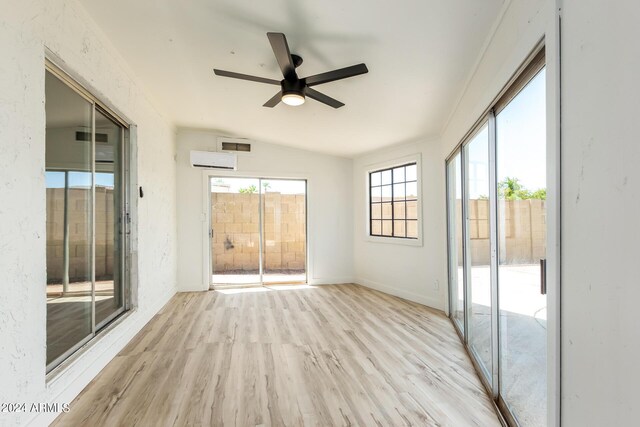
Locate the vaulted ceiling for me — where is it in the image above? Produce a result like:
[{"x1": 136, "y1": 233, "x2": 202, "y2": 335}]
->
[{"x1": 80, "y1": 0, "x2": 504, "y2": 156}]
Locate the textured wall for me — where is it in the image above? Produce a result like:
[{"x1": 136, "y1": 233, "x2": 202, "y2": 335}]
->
[
  {"x1": 0, "y1": 1, "x2": 177, "y2": 425},
  {"x1": 561, "y1": 1, "x2": 640, "y2": 425}
]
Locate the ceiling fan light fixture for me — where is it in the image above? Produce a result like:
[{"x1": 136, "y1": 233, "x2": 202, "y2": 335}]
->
[{"x1": 282, "y1": 92, "x2": 305, "y2": 106}]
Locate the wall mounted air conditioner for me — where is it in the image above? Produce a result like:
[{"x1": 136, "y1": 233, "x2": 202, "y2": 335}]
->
[{"x1": 190, "y1": 150, "x2": 237, "y2": 170}]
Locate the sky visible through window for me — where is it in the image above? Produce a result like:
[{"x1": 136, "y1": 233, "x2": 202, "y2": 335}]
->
[
  {"x1": 46, "y1": 171, "x2": 114, "y2": 188},
  {"x1": 464, "y1": 68, "x2": 546, "y2": 199},
  {"x1": 211, "y1": 177, "x2": 305, "y2": 194}
]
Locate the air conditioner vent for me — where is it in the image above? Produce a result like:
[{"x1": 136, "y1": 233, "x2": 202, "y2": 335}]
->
[
  {"x1": 221, "y1": 141, "x2": 251, "y2": 152},
  {"x1": 76, "y1": 131, "x2": 109, "y2": 143},
  {"x1": 217, "y1": 137, "x2": 252, "y2": 155}
]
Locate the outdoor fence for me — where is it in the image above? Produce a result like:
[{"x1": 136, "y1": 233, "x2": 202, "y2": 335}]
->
[
  {"x1": 457, "y1": 199, "x2": 546, "y2": 265},
  {"x1": 211, "y1": 192, "x2": 306, "y2": 273}
]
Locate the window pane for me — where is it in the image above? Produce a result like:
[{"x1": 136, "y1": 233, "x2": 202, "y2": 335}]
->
[
  {"x1": 406, "y1": 220, "x2": 418, "y2": 238},
  {"x1": 447, "y1": 153, "x2": 464, "y2": 333},
  {"x1": 45, "y1": 71, "x2": 93, "y2": 368},
  {"x1": 393, "y1": 183, "x2": 405, "y2": 200},
  {"x1": 371, "y1": 186, "x2": 382, "y2": 203},
  {"x1": 393, "y1": 201, "x2": 406, "y2": 219},
  {"x1": 497, "y1": 68, "x2": 547, "y2": 426},
  {"x1": 371, "y1": 220, "x2": 382, "y2": 235},
  {"x1": 381, "y1": 185, "x2": 392, "y2": 201},
  {"x1": 406, "y1": 182, "x2": 418, "y2": 199},
  {"x1": 406, "y1": 164, "x2": 417, "y2": 181},
  {"x1": 393, "y1": 167, "x2": 405, "y2": 183},
  {"x1": 381, "y1": 202, "x2": 392, "y2": 220},
  {"x1": 370, "y1": 171, "x2": 381, "y2": 186},
  {"x1": 406, "y1": 200, "x2": 418, "y2": 220},
  {"x1": 261, "y1": 179, "x2": 307, "y2": 284},
  {"x1": 464, "y1": 123, "x2": 493, "y2": 384},
  {"x1": 371, "y1": 203, "x2": 382, "y2": 220},
  {"x1": 95, "y1": 110, "x2": 124, "y2": 326},
  {"x1": 393, "y1": 220, "x2": 406, "y2": 237},
  {"x1": 382, "y1": 220, "x2": 392, "y2": 236},
  {"x1": 381, "y1": 169, "x2": 392, "y2": 185},
  {"x1": 211, "y1": 177, "x2": 261, "y2": 285}
]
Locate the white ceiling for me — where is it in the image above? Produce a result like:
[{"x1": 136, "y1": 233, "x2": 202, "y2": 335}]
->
[{"x1": 80, "y1": 0, "x2": 504, "y2": 157}]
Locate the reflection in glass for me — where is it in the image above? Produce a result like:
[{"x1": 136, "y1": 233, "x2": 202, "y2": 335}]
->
[
  {"x1": 45, "y1": 71, "x2": 93, "y2": 367},
  {"x1": 497, "y1": 68, "x2": 547, "y2": 427},
  {"x1": 447, "y1": 153, "x2": 465, "y2": 333},
  {"x1": 464, "y1": 124, "x2": 493, "y2": 383}
]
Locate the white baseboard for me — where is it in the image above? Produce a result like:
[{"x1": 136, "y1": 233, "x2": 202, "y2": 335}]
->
[
  {"x1": 355, "y1": 277, "x2": 444, "y2": 311},
  {"x1": 308, "y1": 277, "x2": 355, "y2": 285},
  {"x1": 30, "y1": 287, "x2": 177, "y2": 427}
]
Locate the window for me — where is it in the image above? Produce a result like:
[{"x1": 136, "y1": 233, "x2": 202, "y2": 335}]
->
[
  {"x1": 369, "y1": 162, "x2": 418, "y2": 239},
  {"x1": 45, "y1": 61, "x2": 131, "y2": 372}
]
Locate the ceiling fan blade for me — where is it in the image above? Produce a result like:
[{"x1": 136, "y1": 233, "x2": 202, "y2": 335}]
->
[
  {"x1": 213, "y1": 69, "x2": 280, "y2": 85},
  {"x1": 304, "y1": 63, "x2": 368, "y2": 87},
  {"x1": 306, "y1": 88, "x2": 345, "y2": 109},
  {"x1": 263, "y1": 91, "x2": 282, "y2": 108},
  {"x1": 267, "y1": 32, "x2": 297, "y2": 81}
]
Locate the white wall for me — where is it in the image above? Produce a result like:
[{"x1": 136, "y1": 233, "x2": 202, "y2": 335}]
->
[
  {"x1": 560, "y1": 1, "x2": 640, "y2": 425},
  {"x1": 0, "y1": 1, "x2": 177, "y2": 425},
  {"x1": 176, "y1": 129, "x2": 354, "y2": 291},
  {"x1": 352, "y1": 140, "x2": 447, "y2": 310}
]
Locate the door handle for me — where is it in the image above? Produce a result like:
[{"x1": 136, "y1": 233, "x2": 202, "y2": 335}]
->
[{"x1": 540, "y1": 258, "x2": 547, "y2": 295}]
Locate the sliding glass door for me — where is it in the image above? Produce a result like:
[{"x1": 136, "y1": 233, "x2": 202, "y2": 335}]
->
[
  {"x1": 45, "y1": 66, "x2": 128, "y2": 372},
  {"x1": 446, "y1": 50, "x2": 547, "y2": 426},
  {"x1": 496, "y1": 67, "x2": 547, "y2": 427},
  {"x1": 45, "y1": 71, "x2": 94, "y2": 368},
  {"x1": 210, "y1": 177, "x2": 307, "y2": 286},
  {"x1": 210, "y1": 178, "x2": 262, "y2": 285},
  {"x1": 261, "y1": 179, "x2": 307, "y2": 284}
]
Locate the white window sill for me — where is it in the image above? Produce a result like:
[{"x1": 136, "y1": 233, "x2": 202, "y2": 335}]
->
[{"x1": 365, "y1": 235, "x2": 423, "y2": 247}]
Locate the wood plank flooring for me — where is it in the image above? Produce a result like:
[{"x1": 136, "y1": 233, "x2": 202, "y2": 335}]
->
[{"x1": 52, "y1": 284, "x2": 500, "y2": 427}]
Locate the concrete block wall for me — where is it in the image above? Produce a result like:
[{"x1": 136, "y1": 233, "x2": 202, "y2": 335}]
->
[
  {"x1": 457, "y1": 198, "x2": 547, "y2": 265},
  {"x1": 211, "y1": 192, "x2": 306, "y2": 273}
]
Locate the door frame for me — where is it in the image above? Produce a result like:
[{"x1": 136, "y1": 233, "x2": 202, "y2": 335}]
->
[{"x1": 201, "y1": 170, "x2": 309, "y2": 289}]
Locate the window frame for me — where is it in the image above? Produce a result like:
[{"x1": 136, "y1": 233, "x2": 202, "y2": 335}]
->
[
  {"x1": 365, "y1": 154, "x2": 423, "y2": 247},
  {"x1": 44, "y1": 58, "x2": 134, "y2": 376}
]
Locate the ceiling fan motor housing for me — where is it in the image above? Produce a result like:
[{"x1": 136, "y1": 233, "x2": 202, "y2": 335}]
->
[
  {"x1": 213, "y1": 32, "x2": 367, "y2": 108},
  {"x1": 281, "y1": 78, "x2": 306, "y2": 98}
]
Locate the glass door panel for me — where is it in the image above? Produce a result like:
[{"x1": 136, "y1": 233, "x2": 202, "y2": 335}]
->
[
  {"x1": 261, "y1": 179, "x2": 306, "y2": 284},
  {"x1": 45, "y1": 71, "x2": 94, "y2": 366},
  {"x1": 447, "y1": 152, "x2": 465, "y2": 333},
  {"x1": 464, "y1": 124, "x2": 493, "y2": 382},
  {"x1": 211, "y1": 178, "x2": 261, "y2": 285},
  {"x1": 94, "y1": 110, "x2": 125, "y2": 326},
  {"x1": 496, "y1": 68, "x2": 547, "y2": 426}
]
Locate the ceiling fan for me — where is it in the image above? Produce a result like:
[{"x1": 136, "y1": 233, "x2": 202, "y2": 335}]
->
[{"x1": 213, "y1": 32, "x2": 368, "y2": 108}]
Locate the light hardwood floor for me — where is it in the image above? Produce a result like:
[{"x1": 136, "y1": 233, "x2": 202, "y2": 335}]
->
[{"x1": 53, "y1": 284, "x2": 500, "y2": 427}]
